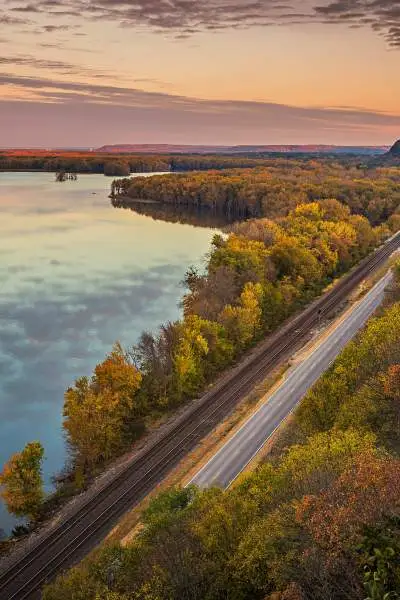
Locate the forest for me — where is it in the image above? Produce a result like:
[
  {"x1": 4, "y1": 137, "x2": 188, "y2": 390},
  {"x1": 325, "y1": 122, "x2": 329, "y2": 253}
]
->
[
  {"x1": 42, "y1": 266, "x2": 400, "y2": 600},
  {"x1": 1, "y1": 195, "x2": 395, "y2": 528},
  {"x1": 112, "y1": 161, "x2": 400, "y2": 224}
]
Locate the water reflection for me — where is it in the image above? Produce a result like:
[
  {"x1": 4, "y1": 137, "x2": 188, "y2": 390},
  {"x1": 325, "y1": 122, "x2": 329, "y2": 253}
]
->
[
  {"x1": 112, "y1": 198, "x2": 241, "y2": 229},
  {"x1": 0, "y1": 172, "x2": 218, "y2": 533}
]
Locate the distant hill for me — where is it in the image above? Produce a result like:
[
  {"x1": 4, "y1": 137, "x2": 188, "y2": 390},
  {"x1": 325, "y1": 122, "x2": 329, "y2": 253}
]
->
[
  {"x1": 388, "y1": 139, "x2": 400, "y2": 157},
  {"x1": 367, "y1": 139, "x2": 400, "y2": 167},
  {"x1": 96, "y1": 143, "x2": 389, "y2": 156},
  {"x1": 96, "y1": 144, "x2": 229, "y2": 154}
]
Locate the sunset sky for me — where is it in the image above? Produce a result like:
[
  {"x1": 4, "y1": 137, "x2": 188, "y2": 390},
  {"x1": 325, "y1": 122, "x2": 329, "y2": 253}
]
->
[{"x1": 0, "y1": 0, "x2": 399, "y2": 146}]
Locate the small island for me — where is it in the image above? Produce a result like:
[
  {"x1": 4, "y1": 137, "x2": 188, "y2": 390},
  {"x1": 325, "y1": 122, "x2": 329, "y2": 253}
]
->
[{"x1": 55, "y1": 171, "x2": 78, "y2": 182}]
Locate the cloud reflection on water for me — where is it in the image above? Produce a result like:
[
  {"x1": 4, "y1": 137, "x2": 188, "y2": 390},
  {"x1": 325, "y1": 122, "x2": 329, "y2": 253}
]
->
[{"x1": 0, "y1": 172, "x2": 216, "y2": 532}]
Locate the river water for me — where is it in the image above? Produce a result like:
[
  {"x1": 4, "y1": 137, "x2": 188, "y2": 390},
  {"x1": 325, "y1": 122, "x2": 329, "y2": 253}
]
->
[{"x1": 0, "y1": 172, "x2": 218, "y2": 535}]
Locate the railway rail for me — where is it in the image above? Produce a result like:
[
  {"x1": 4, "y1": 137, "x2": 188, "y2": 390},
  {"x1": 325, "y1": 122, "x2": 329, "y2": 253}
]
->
[{"x1": 1, "y1": 231, "x2": 399, "y2": 599}]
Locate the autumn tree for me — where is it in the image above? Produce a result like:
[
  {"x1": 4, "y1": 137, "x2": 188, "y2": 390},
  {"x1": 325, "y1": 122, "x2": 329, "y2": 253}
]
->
[
  {"x1": 132, "y1": 322, "x2": 181, "y2": 409},
  {"x1": 0, "y1": 441, "x2": 45, "y2": 520},
  {"x1": 63, "y1": 343, "x2": 142, "y2": 475},
  {"x1": 104, "y1": 161, "x2": 130, "y2": 177},
  {"x1": 113, "y1": 160, "x2": 400, "y2": 225},
  {"x1": 182, "y1": 265, "x2": 238, "y2": 322},
  {"x1": 173, "y1": 315, "x2": 233, "y2": 398},
  {"x1": 383, "y1": 364, "x2": 400, "y2": 433},
  {"x1": 220, "y1": 282, "x2": 264, "y2": 347},
  {"x1": 296, "y1": 453, "x2": 400, "y2": 557}
]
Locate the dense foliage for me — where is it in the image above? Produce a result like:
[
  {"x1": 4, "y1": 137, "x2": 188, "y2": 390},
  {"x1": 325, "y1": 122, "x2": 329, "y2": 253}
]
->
[
  {"x1": 53, "y1": 199, "x2": 386, "y2": 485},
  {"x1": 0, "y1": 152, "x2": 169, "y2": 174},
  {"x1": 296, "y1": 274, "x2": 400, "y2": 452},
  {"x1": 1, "y1": 193, "x2": 390, "y2": 517},
  {"x1": 63, "y1": 343, "x2": 143, "y2": 476},
  {"x1": 43, "y1": 278, "x2": 400, "y2": 600},
  {"x1": 113, "y1": 161, "x2": 400, "y2": 224},
  {"x1": 0, "y1": 442, "x2": 44, "y2": 521}
]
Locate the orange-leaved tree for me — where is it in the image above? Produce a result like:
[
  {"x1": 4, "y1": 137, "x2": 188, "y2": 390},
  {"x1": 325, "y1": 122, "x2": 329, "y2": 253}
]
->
[{"x1": 63, "y1": 343, "x2": 142, "y2": 476}]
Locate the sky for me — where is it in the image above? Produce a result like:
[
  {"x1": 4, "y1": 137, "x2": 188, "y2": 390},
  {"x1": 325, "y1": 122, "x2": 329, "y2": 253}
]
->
[{"x1": 0, "y1": 0, "x2": 399, "y2": 146}]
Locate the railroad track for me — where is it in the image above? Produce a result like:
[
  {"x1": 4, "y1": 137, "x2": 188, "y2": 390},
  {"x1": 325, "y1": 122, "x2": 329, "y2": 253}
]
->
[{"x1": 1, "y1": 232, "x2": 399, "y2": 600}]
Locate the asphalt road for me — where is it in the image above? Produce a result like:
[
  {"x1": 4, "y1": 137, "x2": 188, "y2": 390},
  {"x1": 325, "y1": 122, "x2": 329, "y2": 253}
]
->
[{"x1": 190, "y1": 270, "x2": 392, "y2": 489}]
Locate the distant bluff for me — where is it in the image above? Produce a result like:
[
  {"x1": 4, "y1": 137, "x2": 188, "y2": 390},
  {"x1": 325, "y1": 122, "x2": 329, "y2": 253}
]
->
[
  {"x1": 389, "y1": 139, "x2": 400, "y2": 156},
  {"x1": 367, "y1": 139, "x2": 400, "y2": 167}
]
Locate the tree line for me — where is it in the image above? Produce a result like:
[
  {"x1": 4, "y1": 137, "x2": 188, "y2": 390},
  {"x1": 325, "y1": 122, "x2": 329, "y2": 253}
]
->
[
  {"x1": 0, "y1": 152, "x2": 381, "y2": 176},
  {"x1": 0, "y1": 153, "x2": 169, "y2": 175},
  {"x1": 43, "y1": 269, "x2": 400, "y2": 599},
  {"x1": 113, "y1": 160, "x2": 400, "y2": 224},
  {"x1": 0, "y1": 152, "x2": 286, "y2": 175}
]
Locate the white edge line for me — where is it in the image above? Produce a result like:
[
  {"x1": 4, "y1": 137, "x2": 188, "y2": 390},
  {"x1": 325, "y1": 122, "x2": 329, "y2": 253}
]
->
[
  {"x1": 186, "y1": 271, "x2": 392, "y2": 489},
  {"x1": 225, "y1": 285, "x2": 388, "y2": 489}
]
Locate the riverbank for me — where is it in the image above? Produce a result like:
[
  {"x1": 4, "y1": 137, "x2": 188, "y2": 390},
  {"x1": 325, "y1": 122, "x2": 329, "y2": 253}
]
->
[{"x1": 0, "y1": 172, "x2": 218, "y2": 537}]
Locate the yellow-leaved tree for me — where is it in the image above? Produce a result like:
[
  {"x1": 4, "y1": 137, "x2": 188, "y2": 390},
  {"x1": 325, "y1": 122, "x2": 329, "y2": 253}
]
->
[
  {"x1": 0, "y1": 441, "x2": 44, "y2": 520},
  {"x1": 63, "y1": 343, "x2": 142, "y2": 477},
  {"x1": 220, "y1": 282, "x2": 264, "y2": 348}
]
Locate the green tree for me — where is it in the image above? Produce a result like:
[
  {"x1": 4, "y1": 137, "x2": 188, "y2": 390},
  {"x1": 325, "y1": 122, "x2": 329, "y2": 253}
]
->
[
  {"x1": 0, "y1": 441, "x2": 45, "y2": 520},
  {"x1": 360, "y1": 518, "x2": 400, "y2": 600}
]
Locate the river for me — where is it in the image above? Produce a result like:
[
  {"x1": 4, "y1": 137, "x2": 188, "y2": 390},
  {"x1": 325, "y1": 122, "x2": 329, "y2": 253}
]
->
[{"x1": 0, "y1": 172, "x2": 219, "y2": 535}]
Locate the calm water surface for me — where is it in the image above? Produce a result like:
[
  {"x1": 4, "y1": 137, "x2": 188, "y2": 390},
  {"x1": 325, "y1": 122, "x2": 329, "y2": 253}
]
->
[{"x1": 0, "y1": 172, "x2": 217, "y2": 534}]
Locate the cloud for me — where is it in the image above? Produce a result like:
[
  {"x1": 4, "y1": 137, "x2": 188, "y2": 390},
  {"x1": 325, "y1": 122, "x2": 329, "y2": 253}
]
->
[
  {"x1": 1, "y1": 70, "x2": 399, "y2": 125},
  {"x1": 0, "y1": 36, "x2": 398, "y2": 145},
  {"x1": 38, "y1": 42, "x2": 95, "y2": 52},
  {"x1": 0, "y1": 55, "x2": 104, "y2": 77},
  {"x1": 0, "y1": 73, "x2": 179, "y2": 103},
  {"x1": 0, "y1": 91, "x2": 399, "y2": 146},
  {"x1": 0, "y1": 56, "x2": 170, "y2": 85},
  {"x1": 10, "y1": 3, "x2": 42, "y2": 13},
  {"x1": 0, "y1": 11, "x2": 31, "y2": 25},
  {"x1": 315, "y1": 0, "x2": 400, "y2": 46},
  {"x1": 2, "y1": 1, "x2": 399, "y2": 46},
  {"x1": 40, "y1": 24, "x2": 77, "y2": 32}
]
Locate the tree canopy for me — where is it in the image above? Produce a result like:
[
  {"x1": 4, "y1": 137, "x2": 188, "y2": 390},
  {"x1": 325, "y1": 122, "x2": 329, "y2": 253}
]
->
[
  {"x1": 114, "y1": 160, "x2": 400, "y2": 224},
  {"x1": 0, "y1": 441, "x2": 44, "y2": 520}
]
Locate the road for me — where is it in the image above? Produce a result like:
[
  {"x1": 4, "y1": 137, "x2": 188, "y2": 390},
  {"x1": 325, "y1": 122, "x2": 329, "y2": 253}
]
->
[
  {"x1": 190, "y1": 271, "x2": 392, "y2": 489},
  {"x1": 0, "y1": 235, "x2": 398, "y2": 599}
]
